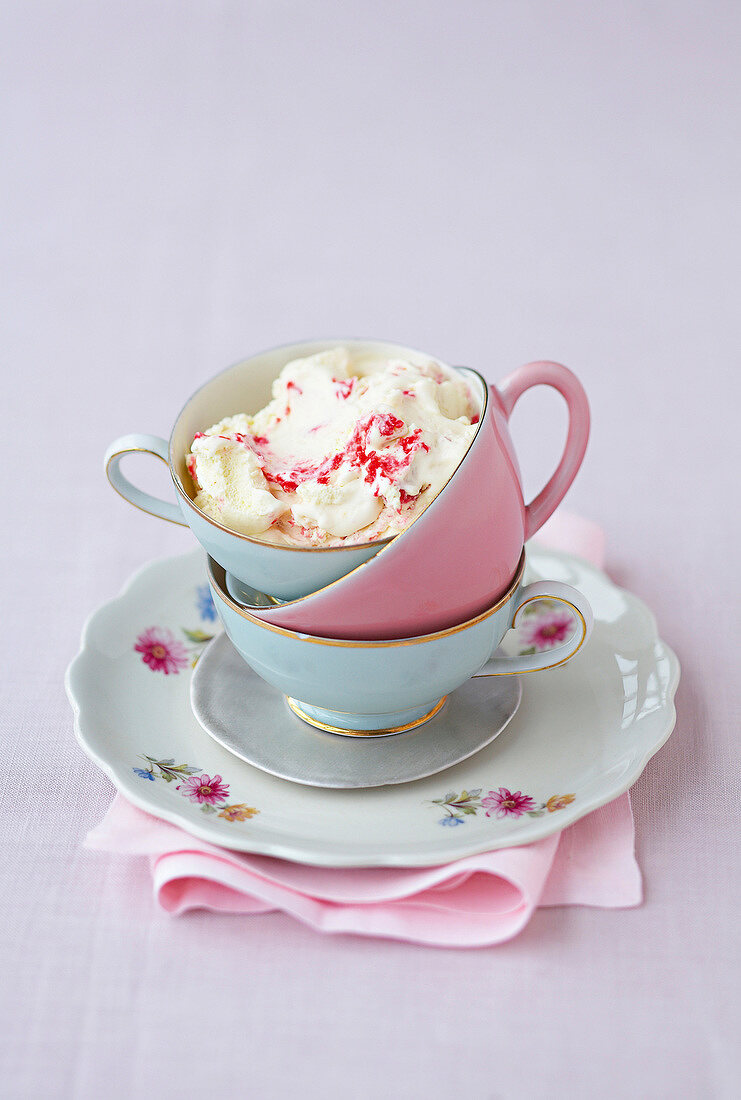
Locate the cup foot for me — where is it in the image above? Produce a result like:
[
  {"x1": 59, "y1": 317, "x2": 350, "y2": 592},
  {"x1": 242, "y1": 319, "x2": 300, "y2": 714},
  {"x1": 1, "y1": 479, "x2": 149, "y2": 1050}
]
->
[{"x1": 286, "y1": 696, "x2": 448, "y2": 737}]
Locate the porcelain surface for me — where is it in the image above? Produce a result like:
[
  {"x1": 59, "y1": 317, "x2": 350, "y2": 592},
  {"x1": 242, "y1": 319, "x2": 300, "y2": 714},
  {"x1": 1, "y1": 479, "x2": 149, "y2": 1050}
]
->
[
  {"x1": 230, "y1": 357, "x2": 590, "y2": 639},
  {"x1": 206, "y1": 554, "x2": 592, "y2": 732},
  {"x1": 66, "y1": 546, "x2": 679, "y2": 866},
  {"x1": 104, "y1": 339, "x2": 589, "y2": 625},
  {"x1": 191, "y1": 634, "x2": 522, "y2": 787}
]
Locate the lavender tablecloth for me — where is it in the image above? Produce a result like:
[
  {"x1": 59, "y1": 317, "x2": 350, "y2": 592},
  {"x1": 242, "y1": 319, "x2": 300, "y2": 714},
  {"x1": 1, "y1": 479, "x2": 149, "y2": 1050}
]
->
[{"x1": 2, "y1": 2, "x2": 739, "y2": 1096}]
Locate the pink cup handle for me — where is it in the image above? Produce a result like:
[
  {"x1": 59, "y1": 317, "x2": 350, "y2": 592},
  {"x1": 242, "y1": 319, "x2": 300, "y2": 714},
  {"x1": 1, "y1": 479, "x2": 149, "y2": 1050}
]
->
[{"x1": 498, "y1": 361, "x2": 590, "y2": 540}]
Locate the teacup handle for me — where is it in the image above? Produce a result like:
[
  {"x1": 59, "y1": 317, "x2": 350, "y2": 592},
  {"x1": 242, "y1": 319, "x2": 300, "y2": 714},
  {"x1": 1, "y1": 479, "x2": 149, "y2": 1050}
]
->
[
  {"x1": 476, "y1": 580, "x2": 593, "y2": 676},
  {"x1": 498, "y1": 361, "x2": 590, "y2": 540},
  {"x1": 104, "y1": 434, "x2": 187, "y2": 526}
]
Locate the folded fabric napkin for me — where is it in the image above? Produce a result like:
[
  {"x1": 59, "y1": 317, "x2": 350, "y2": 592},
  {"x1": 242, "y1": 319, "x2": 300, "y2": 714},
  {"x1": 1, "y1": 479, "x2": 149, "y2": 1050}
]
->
[{"x1": 85, "y1": 511, "x2": 641, "y2": 948}]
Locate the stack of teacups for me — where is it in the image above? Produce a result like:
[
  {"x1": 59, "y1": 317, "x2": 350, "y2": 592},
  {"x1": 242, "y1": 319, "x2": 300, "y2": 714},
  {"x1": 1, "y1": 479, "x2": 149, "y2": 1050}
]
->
[{"x1": 106, "y1": 340, "x2": 593, "y2": 736}]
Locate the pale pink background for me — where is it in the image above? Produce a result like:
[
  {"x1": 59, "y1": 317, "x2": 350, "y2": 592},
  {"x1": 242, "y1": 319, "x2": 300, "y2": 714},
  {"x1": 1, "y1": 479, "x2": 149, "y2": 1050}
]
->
[{"x1": 1, "y1": 2, "x2": 739, "y2": 1097}]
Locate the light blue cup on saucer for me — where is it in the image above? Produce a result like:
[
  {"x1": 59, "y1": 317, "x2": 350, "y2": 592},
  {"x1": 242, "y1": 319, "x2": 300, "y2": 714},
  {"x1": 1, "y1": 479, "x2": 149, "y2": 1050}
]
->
[
  {"x1": 206, "y1": 553, "x2": 593, "y2": 736},
  {"x1": 103, "y1": 340, "x2": 420, "y2": 601}
]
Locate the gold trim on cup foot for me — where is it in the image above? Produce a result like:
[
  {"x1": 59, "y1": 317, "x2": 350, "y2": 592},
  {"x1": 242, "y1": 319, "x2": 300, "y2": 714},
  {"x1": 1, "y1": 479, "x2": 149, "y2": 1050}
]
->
[{"x1": 285, "y1": 696, "x2": 448, "y2": 737}]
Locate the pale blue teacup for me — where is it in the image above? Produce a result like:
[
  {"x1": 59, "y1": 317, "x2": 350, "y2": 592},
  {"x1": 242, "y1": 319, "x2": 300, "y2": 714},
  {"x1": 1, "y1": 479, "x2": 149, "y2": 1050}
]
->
[
  {"x1": 206, "y1": 553, "x2": 593, "y2": 736},
  {"x1": 103, "y1": 338, "x2": 477, "y2": 601}
]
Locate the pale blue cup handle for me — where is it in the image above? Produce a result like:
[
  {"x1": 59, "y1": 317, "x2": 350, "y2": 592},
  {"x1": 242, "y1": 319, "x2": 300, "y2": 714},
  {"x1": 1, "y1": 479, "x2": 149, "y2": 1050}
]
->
[
  {"x1": 104, "y1": 434, "x2": 187, "y2": 526},
  {"x1": 477, "y1": 580, "x2": 593, "y2": 675}
]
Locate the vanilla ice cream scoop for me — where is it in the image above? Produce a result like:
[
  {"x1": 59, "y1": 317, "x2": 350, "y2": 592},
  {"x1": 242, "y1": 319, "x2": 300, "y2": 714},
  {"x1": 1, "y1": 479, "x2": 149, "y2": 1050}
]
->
[{"x1": 186, "y1": 347, "x2": 478, "y2": 545}]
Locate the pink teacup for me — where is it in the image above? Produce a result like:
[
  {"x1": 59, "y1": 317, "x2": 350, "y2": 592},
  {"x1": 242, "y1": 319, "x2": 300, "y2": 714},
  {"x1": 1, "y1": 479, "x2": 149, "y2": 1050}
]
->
[
  {"x1": 222, "y1": 357, "x2": 590, "y2": 640},
  {"x1": 104, "y1": 340, "x2": 588, "y2": 637}
]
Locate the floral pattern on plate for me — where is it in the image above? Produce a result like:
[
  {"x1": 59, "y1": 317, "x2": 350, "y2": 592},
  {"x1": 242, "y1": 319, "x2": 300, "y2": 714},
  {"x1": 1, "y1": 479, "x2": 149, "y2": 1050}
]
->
[
  {"x1": 430, "y1": 787, "x2": 575, "y2": 826},
  {"x1": 196, "y1": 583, "x2": 217, "y2": 623},
  {"x1": 133, "y1": 755, "x2": 259, "y2": 823},
  {"x1": 133, "y1": 585, "x2": 216, "y2": 673},
  {"x1": 66, "y1": 547, "x2": 680, "y2": 863}
]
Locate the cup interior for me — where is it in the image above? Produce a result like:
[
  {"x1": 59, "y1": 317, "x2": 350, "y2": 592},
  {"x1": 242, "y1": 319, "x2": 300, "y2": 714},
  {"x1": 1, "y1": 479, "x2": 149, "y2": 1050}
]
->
[
  {"x1": 168, "y1": 338, "x2": 486, "y2": 542},
  {"x1": 224, "y1": 572, "x2": 285, "y2": 608}
]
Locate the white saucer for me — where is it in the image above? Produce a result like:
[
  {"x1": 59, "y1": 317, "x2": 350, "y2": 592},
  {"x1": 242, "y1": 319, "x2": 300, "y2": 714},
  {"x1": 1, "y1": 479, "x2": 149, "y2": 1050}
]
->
[
  {"x1": 65, "y1": 546, "x2": 679, "y2": 867},
  {"x1": 191, "y1": 634, "x2": 522, "y2": 788}
]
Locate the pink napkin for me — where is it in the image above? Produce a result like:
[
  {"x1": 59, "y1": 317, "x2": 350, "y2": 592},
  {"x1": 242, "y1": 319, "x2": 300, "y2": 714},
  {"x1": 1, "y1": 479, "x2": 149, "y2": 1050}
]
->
[{"x1": 85, "y1": 511, "x2": 642, "y2": 948}]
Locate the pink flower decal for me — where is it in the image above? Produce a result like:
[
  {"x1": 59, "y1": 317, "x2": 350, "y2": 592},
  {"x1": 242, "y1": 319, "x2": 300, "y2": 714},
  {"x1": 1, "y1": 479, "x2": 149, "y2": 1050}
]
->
[
  {"x1": 134, "y1": 627, "x2": 189, "y2": 675},
  {"x1": 176, "y1": 773, "x2": 230, "y2": 805},
  {"x1": 430, "y1": 786, "x2": 576, "y2": 826},
  {"x1": 482, "y1": 787, "x2": 537, "y2": 818},
  {"x1": 523, "y1": 611, "x2": 573, "y2": 650},
  {"x1": 134, "y1": 756, "x2": 259, "y2": 823}
]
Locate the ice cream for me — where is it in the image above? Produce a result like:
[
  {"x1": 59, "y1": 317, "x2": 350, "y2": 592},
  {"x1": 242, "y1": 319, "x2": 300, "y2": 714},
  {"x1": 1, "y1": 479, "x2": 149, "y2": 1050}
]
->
[{"x1": 185, "y1": 347, "x2": 479, "y2": 545}]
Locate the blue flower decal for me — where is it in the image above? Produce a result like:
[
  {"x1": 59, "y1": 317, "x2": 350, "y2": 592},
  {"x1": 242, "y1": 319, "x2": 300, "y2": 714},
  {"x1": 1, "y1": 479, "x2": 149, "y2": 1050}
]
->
[
  {"x1": 196, "y1": 584, "x2": 217, "y2": 622},
  {"x1": 133, "y1": 767, "x2": 155, "y2": 781},
  {"x1": 439, "y1": 815, "x2": 464, "y2": 827}
]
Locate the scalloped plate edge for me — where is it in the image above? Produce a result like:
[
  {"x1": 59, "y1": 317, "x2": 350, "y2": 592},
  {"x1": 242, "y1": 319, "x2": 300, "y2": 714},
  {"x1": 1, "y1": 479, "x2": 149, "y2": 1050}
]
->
[{"x1": 65, "y1": 550, "x2": 681, "y2": 867}]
